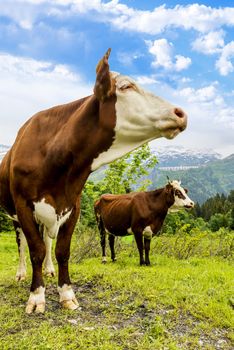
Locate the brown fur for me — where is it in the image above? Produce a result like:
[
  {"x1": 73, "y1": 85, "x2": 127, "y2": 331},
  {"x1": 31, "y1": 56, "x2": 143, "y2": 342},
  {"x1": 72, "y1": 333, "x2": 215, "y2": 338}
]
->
[
  {"x1": 94, "y1": 184, "x2": 176, "y2": 265},
  {"x1": 0, "y1": 50, "x2": 117, "y2": 295},
  {"x1": 0, "y1": 48, "x2": 187, "y2": 311}
]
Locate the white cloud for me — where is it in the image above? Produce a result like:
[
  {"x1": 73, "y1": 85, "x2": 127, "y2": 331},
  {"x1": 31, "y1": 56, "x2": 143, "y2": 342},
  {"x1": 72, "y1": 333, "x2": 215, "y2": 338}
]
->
[
  {"x1": 1, "y1": 2, "x2": 234, "y2": 34},
  {"x1": 148, "y1": 39, "x2": 173, "y2": 69},
  {"x1": 147, "y1": 39, "x2": 191, "y2": 72},
  {"x1": 103, "y1": 3, "x2": 234, "y2": 35},
  {"x1": 134, "y1": 75, "x2": 159, "y2": 86},
  {"x1": 215, "y1": 41, "x2": 234, "y2": 76},
  {"x1": 180, "y1": 77, "x2": 192, "y2": 84},
  {"x1": 175, "y1": 55, "x2": 192, "y2": 71},
  {"x1": 192, "y1": 30, "x2": 225, "y2": 54},
  {"x1": 0, "y1": 54, "x2": 79, "y2": 81},
  {"x1": 0, "y1": 53, "x2": 92, "y2": 145},
  {"x1": 177, "y1": 84, "x2": 224, "y2": 105},
  {"x1": 174, "y1": 83, "x2": 234, "y2": 132}
]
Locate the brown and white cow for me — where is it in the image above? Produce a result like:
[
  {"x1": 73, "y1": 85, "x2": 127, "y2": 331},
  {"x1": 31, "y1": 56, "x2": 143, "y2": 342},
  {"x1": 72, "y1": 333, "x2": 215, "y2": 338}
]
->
[
  {"x1": 0, "y1": 49, "x2": 187, "y2": 313},
  {"x1": 94, "y1": 181, "x2": 194, "y2": 266}
]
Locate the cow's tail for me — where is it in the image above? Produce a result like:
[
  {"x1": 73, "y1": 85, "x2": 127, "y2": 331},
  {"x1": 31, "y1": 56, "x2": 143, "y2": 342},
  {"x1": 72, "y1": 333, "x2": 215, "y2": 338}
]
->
[
  {"x1": 94, "y1": 200, "x2": 105, "y2": 234},
  {"x1": 94, "y1": 200, "x2": 107, "y2": 262}
]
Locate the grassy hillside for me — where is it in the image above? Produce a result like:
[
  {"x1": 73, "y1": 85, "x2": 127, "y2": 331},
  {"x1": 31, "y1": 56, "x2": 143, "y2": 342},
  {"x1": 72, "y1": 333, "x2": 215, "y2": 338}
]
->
[
  {"x1": 148, "y1": 155, "x2": 234, "y2": 203},
  {"x1": 90, "y1": 155, "x2": 234, "y2": 204},
  {"x1": 0, "y1": 231, "x2": 233, "y2": 349}
]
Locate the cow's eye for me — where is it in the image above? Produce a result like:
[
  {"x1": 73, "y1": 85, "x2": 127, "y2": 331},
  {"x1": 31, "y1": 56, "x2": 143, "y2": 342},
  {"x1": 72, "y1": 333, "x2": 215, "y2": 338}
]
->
[{"x1": 120, "y1": 83, "x2": 135, "y2": 91}]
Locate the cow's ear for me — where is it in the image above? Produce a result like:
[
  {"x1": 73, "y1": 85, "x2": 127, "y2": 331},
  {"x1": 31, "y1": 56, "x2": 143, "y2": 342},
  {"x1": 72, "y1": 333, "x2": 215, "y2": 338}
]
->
[
  {"x1": 165, "y1": 184, "x2": 173, "y2": 194},
  {"x1": 94, "y1": 48, "x2": 112, "y2": 102},
  {"x1": 184, "y1": 188, "x2": 188, "y2": 193}
]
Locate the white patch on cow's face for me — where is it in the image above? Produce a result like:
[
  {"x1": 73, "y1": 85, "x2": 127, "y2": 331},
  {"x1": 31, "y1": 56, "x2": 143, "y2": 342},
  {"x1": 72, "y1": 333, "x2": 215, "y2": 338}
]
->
[
  {"x1": 143, "y1": 226, "x2": 153, "y2": 240},
  {"x1": 169, "y1": 180, "x2": 194, "y2": 212},
  {"x1": 91, "y1": 72, "x2": 187, "y2": 170},
  {"x1": 34, "y1": 199, "x2": 72, "y2": 239},
  {"x1": 15, "y1": 228, "x2": 27, "y2": 281}
]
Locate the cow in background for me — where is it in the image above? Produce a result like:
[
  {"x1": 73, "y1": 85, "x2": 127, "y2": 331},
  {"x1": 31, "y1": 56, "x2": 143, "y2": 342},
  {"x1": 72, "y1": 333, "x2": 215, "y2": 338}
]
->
[
  {"x1": 0, "y1": 49, "x2": 187, "y2": 313},
  {"x1": 94, "y1": 180, "x2": 194, "y2": 266}
]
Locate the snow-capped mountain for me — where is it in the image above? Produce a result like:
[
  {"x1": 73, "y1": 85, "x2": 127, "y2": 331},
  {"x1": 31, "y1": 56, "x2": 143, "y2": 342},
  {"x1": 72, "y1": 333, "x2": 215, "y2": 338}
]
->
[{"x1": 150, "y1": 145, "x2": 222, "y2": 169}]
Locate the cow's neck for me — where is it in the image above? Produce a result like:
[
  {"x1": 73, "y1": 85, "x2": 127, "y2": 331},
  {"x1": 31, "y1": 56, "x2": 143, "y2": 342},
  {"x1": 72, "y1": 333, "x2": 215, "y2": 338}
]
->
[
  {"x1": 91, "y1": 124, "x2": 161, "y2": 171},
  {"x1": 149, "y1": 189, "x2": 171, "y2": 215},
  {"x1": 44, "y1": 95, "x2": 117, "y2": 194},
  {"x1": 91, "y1": 139, "x2": 145, "y2": 171}
]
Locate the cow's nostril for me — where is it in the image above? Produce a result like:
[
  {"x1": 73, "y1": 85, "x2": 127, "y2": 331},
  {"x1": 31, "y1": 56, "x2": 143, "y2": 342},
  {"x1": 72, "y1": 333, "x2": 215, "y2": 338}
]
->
[{"x1": 174, "y1": 107, "x2": 184, "y2": 118}]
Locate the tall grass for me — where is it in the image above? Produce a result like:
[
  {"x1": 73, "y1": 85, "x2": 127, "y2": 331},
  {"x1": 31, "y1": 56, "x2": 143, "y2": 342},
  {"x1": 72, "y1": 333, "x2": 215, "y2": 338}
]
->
[{"x1": 72, "y1": 225, "x2": 234, "y2": 263}]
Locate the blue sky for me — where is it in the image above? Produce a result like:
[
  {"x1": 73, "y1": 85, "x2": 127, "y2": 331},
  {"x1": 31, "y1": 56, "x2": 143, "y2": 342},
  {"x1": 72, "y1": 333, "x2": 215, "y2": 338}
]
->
[{"x1": 0, "y1": 1, "x2": 234, "y2": 156}]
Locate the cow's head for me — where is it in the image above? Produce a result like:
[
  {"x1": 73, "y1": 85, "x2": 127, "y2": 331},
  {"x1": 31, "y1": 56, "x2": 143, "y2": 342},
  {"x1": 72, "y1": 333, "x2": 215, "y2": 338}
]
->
[
  {"x1": 92, "y1": 49, "x2": 188, "y2": 169},
  {"x1": 165, "y1": 180, "x2": 194, "y2": 212}
]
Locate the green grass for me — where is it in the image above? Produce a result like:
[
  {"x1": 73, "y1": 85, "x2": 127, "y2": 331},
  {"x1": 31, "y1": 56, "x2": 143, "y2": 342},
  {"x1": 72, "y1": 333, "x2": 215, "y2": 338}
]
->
[{"x1": 0, "y1": 231, "x2": 233, "y2": 349}]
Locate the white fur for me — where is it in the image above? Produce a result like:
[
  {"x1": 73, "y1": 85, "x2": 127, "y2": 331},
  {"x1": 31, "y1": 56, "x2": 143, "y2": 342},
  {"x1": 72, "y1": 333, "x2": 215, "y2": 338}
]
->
[
  {"x1": 128, "y1": 226, "x2": 153, "y2": 239},
  {"x1": 143, "y1": 226, "x2": 153, "y2": 240},
  {"x1": 58, "y1": 284, "x2": 76, "y2": 303},
  {"x1": 26, "y1": 286, "x2": 45, "y2": 313},
  {"x1": 15, "y1": 228, "x2": 55, "y2": 279},
  {"x1": 27, "y1": 286, "x2": 45, "y2": 305},
  {"x1": 34, "y1": 199, "x2": 72, "y2": 239},
  {"x1": 43, "y1": 233, "x2": 55, "y2": 276},
  {"x1": 102, "y1": 256, "x2": 107, "y2": 263},
  {"x1": 92, "y1": 73, "x2": 185, "y2": 170},
  {"x1": 15, "y1": 228, "x2": 27, "y2": 281},
  {"x1": 169, "y1": 180, "x2": 194, "y2": 212}
]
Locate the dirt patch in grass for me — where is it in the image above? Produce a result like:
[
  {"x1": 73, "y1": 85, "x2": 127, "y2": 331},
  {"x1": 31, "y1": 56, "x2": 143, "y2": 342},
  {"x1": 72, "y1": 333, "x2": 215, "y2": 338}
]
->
[{"x1": 31, "y1": 277, "x2": 233, "y2": 350}]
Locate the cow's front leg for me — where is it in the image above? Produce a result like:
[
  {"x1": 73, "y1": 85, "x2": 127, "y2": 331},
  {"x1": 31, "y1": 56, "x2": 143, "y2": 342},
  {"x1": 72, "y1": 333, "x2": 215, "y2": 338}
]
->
[
  {"x1": 109, "y1": 234, "x2": 116, "y2": 262},
  {"x1": 144, "y1": 238, "x2": 151, "y2": 266},
  {"x1": 56, "y1": 210, "x2": 79, "y2": 310},
  {"x1": 133, "y1": 230, "x2": 145, "y2": 265},
  {"x1": 16, "y1": 204, "x2": 46, "y2": 313}
]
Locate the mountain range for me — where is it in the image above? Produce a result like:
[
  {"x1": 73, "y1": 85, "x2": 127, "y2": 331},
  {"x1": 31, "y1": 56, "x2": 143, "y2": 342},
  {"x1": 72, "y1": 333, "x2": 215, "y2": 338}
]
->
[
  {"x1": 150, "y1": 145, "x2": 222, "y2": 168},
  {"x1": 147, "y1": 146, "x2": 233, "y2": 204},
  {"x1": 0, "y1": 144, "x2": 233, "y2": 204}
]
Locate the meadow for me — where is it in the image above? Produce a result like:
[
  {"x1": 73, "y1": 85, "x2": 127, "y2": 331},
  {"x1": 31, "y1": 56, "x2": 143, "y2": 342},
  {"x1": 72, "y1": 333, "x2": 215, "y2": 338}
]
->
[{"x1": 0, "y1": 230, "x2": 233, "y2": 350}]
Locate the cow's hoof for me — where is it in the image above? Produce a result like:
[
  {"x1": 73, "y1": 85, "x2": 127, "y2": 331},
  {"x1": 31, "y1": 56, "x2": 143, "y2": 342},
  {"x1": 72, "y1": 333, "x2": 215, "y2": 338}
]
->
[
  {"x1": 44, "y1": 266, "x2": 56, "y2": 277},
  {"x1": 61, "y1": 298, "x2": 79, "y2": 310},
  {"x1": 26, "y1": 302, "x2": 45, "y2": 314},
  {"x1": 16, "y1": 273, "x2": 26, "y2": 282},
  {"x1": 111, "y1": 258, "x2": 117, "y2": 262},
  {"x1": 45, "y1": 271, "x2": 56, "y2": 278},
  {"x1": 102, "y1": 257, "x2": 107, "y2": 264},
  {"x1": 25, "y1": 287, "x2": 45, "y2": 314}
]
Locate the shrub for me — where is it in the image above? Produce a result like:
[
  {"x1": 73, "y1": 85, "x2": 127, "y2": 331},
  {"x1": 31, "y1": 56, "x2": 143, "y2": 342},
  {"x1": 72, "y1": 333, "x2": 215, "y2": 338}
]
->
[{"x1": 0, "y1": 207, "x2": 13, "y2": 232}]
